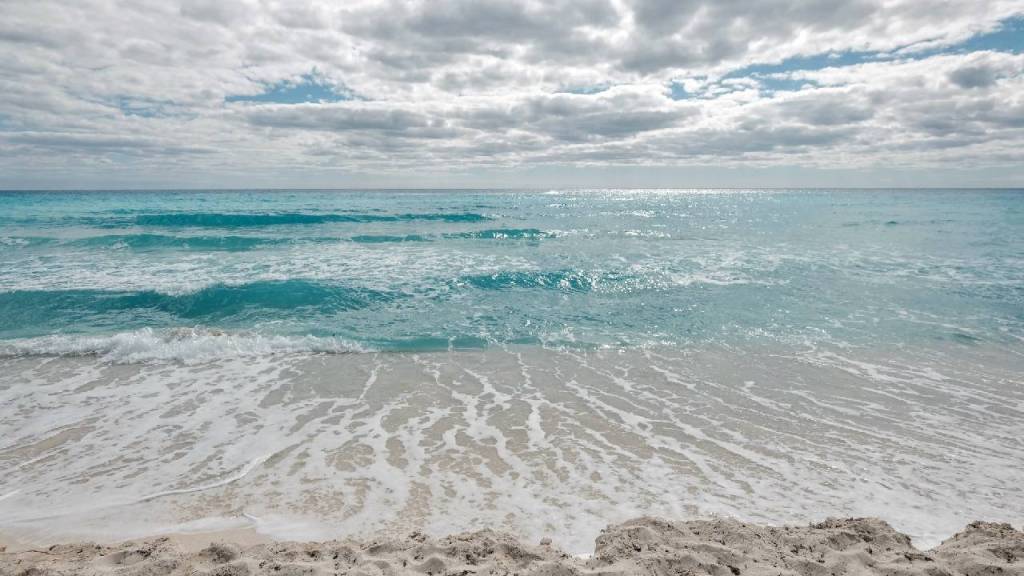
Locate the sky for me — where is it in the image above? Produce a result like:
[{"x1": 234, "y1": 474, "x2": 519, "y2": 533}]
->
[{"x1": 1, "y1": 0, "x2": 1023, "y2": 189}]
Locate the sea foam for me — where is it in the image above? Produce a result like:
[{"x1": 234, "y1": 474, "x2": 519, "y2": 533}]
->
[{"x1": 0, "y1": 328, "x2": 363, "y2": 364}]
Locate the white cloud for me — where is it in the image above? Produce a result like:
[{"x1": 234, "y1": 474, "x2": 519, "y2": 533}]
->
[{"x1": 0, "y1": 0, "x2": 1022, "y2": 186}]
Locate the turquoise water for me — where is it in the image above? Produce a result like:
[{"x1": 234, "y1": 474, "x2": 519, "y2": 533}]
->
[
  {"x1": 2, "y1": 189, "x2": 1023, "y2": 550},
  {"x1": 1, "y1": 189, "x2": 1021, "y2": 357}
]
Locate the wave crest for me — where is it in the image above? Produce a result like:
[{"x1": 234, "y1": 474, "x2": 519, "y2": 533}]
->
[
  {"x1": 444, "y1": 228, "x2": 552, "y2": 240},
  {"x1": 350, "y1": 234, "x2": 431, "y2": 243},
  {"x1": 0, "y1": 280, "x2": 396, "y2": 333},
  {"x1": 134, "y1": 212, "x2": 490, "y2": 227},
  {"x1": 0, "y1": 328, "x2": 364, "y2": 364},
  {"x1": 69, "y1": 234, "x2": 291, "y2": 251},
  {"x1": 455, "y1": 270, "x2": 632, "y2": 292}
]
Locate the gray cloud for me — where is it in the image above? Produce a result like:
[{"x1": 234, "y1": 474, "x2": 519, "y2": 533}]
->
[
  {"x1": 178, "y1": 0, "x2": 254, "y2": 26},
  {"x1": 244, "y1": 104, "x2": 463, "y2": 141},
  {"x1": 775, "y1": 93, "x2": 875, "y2": 126},
  {"x1": 1, "y1": 0, "x2": 1023, "y2": 186},
  {"x1": 1, "y1": 131, "x2": 216, "y2": 156},
  {"x1": 948, "y1": 65, "x2": 999, "y2": 89},
  {"x1": 239, "y1": 88, "x2": 695, "y2": 147},
  {"x1": 343, "y1": 0, "x2": 619, "y2": 58}
]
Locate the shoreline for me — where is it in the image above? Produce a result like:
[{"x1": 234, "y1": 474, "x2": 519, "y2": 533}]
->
[
  {"x1": 3, "y1": 345, "x2": 1022, "y2": 557},
  {"x1": 2, "y1": 516, "x2": 1021, "y2": 576}
]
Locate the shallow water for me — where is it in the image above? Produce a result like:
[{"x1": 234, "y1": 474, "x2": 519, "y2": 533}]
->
[{"x1": 0, "y1": 189, "x2": 1022, "y2": 550}]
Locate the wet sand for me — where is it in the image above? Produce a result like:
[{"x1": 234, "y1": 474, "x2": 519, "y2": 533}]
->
[{"x1": 2, "y1": 345, "x2": 1023, "y2": 553}]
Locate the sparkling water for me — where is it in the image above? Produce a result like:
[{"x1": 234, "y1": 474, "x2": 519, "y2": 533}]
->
[{"x1": 1, "y1": 189, "x2": 1021, "y2": 551}]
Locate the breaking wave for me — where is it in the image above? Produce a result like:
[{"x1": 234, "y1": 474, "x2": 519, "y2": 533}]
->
[{"x1": 0, "y1": 327, "x2": 364, "y2": 364}]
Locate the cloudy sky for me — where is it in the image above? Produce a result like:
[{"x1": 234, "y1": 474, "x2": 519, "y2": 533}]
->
[{"x1": 1, "y1": 0, "x2": 1023, "y2": 189}]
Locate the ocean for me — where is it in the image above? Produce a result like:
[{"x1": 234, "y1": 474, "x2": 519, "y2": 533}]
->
[{"x1": 0, "y1": 189, "x2": 1021, "y2": 551}]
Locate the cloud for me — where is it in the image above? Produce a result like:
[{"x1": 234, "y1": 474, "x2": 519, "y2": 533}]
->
[
  {"x1": 1, "y1": 0, "x2": 1023, "y2": 186},
  {"x1": 1, "y1": 131, "x2": 217, "y2": 159},
  {"x1": 178, "y1": 0, "x2": 255, "y2": 26},
  {"x1": 768, "y1": 93, "x2": 873, "y2": 126},
  {"x1": 948, "y1": 65, "x2": 999, "y2": 89},
  {"x1": 245, "y1": 104, "x2": 450, "y2": 135}
]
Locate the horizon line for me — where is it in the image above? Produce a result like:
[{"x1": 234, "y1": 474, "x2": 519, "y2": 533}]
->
[{"x1": 2, "y1": 186, "x2": 1023, "y2": 192}]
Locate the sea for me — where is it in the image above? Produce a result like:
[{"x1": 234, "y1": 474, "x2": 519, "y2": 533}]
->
[{"x1": 0, "y1": 188, "x2": 1021, "y2": 552}]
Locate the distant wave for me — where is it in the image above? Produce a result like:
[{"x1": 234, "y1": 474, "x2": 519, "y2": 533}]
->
[
  {"x1": 453, "y1": 268, "x2": 757, "y2": 293},
  {"x1": 0, "y1": 236, "x2": 56, "y2": 248},
  {"x1": 350, "y1": 234, "x2": 432, "y2": 243},
  {"x1": 41, "y1": 230, "x2": 558, "y2": 249},
  {"x1": 455, "y1": 269, "x2": 636, "y2": 292},
  {"x1": 840, "y1": 218, "x2": 959, "y2": 228},
  {"x1": 0, "y1": 328, "x2": 364, "y2": 364},
  {"x1": 134, "y1": 212, "x2": 491, "y2": 227},
  {"x1": 444, "y1": 228, "x2": 553, "y2": 240},
  {"x1": 67, "y1": 234, "x2": 295, "y2": 251},
  {"x1": 4, "y1": 234, "x2": 324, "y2": 251},
  {"x1": 349, "y1": 229, "x2": 555, "y2": 243}
]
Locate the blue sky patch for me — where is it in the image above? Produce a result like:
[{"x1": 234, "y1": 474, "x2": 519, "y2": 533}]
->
[
  {"x1": 725, "y1": 50, "x2": 882, "y2": 83},
  {"x1": 668, "y1": 82, "x2": 690, "y2": 100},
  {"x1": 917, "y1": 16, "x2": 1024, "y2": 55},
  {"x1": 754, "y1": 76, "x2": 821, "y2": 93},
  {"x1": 226, "y1": 74, "x2": 353, "y2": 104},
  {"x1": 701, "y1": 15, "x2": 1024, "y2": 96}
]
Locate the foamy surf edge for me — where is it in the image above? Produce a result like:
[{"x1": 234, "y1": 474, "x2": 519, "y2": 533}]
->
[{"x1": 0, "y1": 328, "x2": 368, "y2": 364}]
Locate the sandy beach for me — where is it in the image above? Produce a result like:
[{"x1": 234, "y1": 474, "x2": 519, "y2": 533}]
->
[
  {"x1": 3, "y1": 194, "x2": 1023, "y2": 570},
  {"x1": 3, "y1": 516, "x2": 1022, "y2": 576},
  {"x1": 5, "y1": 0, "x2": 1024, "y2": 566}
]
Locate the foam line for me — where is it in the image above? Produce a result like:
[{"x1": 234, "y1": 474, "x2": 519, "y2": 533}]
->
[
  {"x1": 0, "y1": 489, "x2": 20, "y2": 503},
  {"x1": 137, "y1": 455, "x2": 269, "y2": 503}
]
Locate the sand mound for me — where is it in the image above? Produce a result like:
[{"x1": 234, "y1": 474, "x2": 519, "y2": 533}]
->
[
  {"x1": 2, "y1": 517, "x2": 1021, "y2": 576},
  {"x1": 592, "y1": 517, "x2": 1022, "y2": 576}
]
